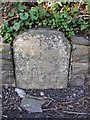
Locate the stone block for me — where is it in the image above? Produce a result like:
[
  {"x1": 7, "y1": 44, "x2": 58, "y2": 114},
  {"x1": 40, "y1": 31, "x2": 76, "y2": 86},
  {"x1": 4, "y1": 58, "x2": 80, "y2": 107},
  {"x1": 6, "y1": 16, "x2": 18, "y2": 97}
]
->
[
  {"x1": 0, "y1": 43, "x2": 11, "y2": 54},
  {"x1": 0, "y1": 41, "x2": 15, "y2": 85},
  {"x1": 0, "y1": 53, "x2": 12, "y2": 60},
  {"x1": 72, "y1": 44, "x2": 89, "y2": 63},
  {"x1": 2, "y1": 71, "x2": 15, "y2": 84},
  {"x1": 14, "y1": 29, "x2": 71, "y2": 89},
  {"x1": 2, "y1": 60, "x2": 13, "y2": 71},
  {"x1": 71, "y1": 36, "x2": 90, "y2": 46},
  {"x1": 0, "y1": 42, "x2": 12, "y2": 60},
  {"x1": 70, "y1": 39, "x2": 90, "y2": 86}
]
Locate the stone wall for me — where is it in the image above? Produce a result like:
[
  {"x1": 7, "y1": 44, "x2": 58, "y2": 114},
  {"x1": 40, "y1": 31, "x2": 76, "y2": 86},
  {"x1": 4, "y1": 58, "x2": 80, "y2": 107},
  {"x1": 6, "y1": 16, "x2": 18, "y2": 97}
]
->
[
  {"x1": 0, "y1": 39, "x2": 15, "y2": 86},
  {"x1": 70, "y1": 36, "x2": 90, "y2": 86},
  {"x1": 1, "y1": 29, "x2": 90, "y2": 88}
]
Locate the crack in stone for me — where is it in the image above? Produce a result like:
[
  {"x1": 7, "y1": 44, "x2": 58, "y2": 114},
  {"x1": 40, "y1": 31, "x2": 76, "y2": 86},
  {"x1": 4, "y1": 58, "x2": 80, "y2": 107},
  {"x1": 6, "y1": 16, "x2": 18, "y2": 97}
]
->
[
  {"x1": 10, "y1": 44, "x2": 17, "y2": 87},
  {"x1": 67, "y1": 41, "x2": 73, "y2": 87}
]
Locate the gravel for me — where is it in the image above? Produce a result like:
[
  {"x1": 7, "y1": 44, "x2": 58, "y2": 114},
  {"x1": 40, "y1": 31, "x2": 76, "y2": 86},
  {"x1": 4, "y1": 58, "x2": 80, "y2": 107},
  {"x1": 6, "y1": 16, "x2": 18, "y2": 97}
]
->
[{"x1": 2, "y1": 85, "x2": 90, "y2": 119}]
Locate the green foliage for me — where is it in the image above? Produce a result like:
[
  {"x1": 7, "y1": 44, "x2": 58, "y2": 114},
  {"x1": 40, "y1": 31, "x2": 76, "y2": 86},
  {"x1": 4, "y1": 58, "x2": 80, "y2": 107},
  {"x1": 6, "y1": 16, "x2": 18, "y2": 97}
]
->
[
  {"x1": 36, "y1": 0, "x2": 44, "y2": 5},
  {"x1": 13, "y1": 2, "x2": 27, "y2": 11},
  {"x1": 71, "y1": 7, "x2": 79, "y2": 15},
  {"x1": 18, "y1": 3, "x2": 27, "y2": 12},
  {"x1": 51, "y1": 2, "x2": 59, "y2": 11},
  {"x1": 20, "y1": 12, "x2": 28, "y2": 20},
  {"x1": 29, "y1": 7, "x2": 50, "y2": 22},
  {"x1": 8, "y1": 11, "x2": 14, "y2": 17},
  {"x1": 0, "y1": 2, "x2": 90, "y2": 43},
  {"x1": 87, "y1": 0, "x2": 90, "y2": 13},
  {"x1": 13, "y1": 22, "x2": 20, "y2": 31}
]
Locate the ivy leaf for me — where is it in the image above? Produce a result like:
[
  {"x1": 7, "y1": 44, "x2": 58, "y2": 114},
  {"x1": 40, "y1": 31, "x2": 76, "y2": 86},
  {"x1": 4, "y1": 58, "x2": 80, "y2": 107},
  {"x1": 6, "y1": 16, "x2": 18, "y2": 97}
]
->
[
  {"x1": 71, "y1": 7, "x2": 79, "y2": 14},
  {"x1": 37, "y1": 0, "x2": 44, "y2": 5},
  {"x1": 18, "y1": 4, "x2": 27, "y2": 12},
  {"x1": 56, "y1": 2, "x2": 62, "y2": 6},
  {"x1": 14, "y1": 2, "x2": 27, "y2": 12},
  {"x1": 13, "y1": 2, "x2": 19, "y2": 8},
  {"x1": 30, "y1": 7, "x2": 39, "y2": 21},
  {"x1": 51, "y1": 2, "x2": 59, "y2": 11},
  {"x1": 7, "y1": 27, "x2": 13, "y2": 32},
  {"x1": 12, "y1": 33, "x2": 18, "y2": 37},
  {"x1": 38, "y1": 8, "x2": 46, "y2": 19},
  {"x1": 20, "y1": 12, "x2": 28, "y2": 20},
  {"x1": 4, "y1": 33, "x2": 11, "y2": 39},
  {"x1": 13, "y1": 22, "x2": 20, "y2": 31},
  {"x1": 87, "y1": 0, "x2": 90, "y2": 13},
  {"x1": 2, "y1": 22, "x2": 9, "y2": 29},
  {"x1": 8, "y1": 11, "x2": 14, "y2": 17},
  {"x1": 45, "y1": 13, "x2": 51, "y2": 17}
]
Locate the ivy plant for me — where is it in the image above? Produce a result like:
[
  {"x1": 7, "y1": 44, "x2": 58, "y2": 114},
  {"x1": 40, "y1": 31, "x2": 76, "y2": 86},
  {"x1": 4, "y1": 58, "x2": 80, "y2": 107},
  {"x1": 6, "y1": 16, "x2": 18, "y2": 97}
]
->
[{"x1": 0, "y1": 2, "x2": 90, "y2": 43}]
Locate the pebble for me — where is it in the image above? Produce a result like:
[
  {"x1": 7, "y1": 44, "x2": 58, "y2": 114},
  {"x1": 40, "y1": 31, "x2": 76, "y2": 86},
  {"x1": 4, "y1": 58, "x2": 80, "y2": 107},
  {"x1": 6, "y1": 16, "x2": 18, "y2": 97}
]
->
[
  {"x1": 73, "y1": 93, "x2": 76, "y2": 97},
  {"x1": 40, "y1": 92, "x2": 44, "y2": 96},
  {"x1": 0, "y1": 95, "x2": 2, "y2": 98},
  {"x1": 15, "y1": 88, "x2": 26, "y2": 98},
  {"x1": 20, "y1": 97, "x2": 44, "y2": 113}
]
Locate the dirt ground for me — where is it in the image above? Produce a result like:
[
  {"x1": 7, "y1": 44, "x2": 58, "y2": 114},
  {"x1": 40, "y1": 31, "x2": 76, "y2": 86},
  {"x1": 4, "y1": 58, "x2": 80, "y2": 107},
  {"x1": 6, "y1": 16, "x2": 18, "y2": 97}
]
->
[{"x1": 2, "y1": 85, "x2": 90, "y2": 119}]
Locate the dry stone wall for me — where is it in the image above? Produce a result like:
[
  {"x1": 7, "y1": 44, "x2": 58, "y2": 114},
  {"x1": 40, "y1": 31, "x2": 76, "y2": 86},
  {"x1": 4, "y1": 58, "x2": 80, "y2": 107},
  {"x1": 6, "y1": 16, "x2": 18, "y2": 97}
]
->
[
  {"x1": 1, "y1": 29, "x2": 90, "y2": 89},
  {"x1": 70, "y1": 36, "x2": 90, "y2": 86},
  {"x1": 0, "y1": 38, "x2": 15, "y2": 85}
]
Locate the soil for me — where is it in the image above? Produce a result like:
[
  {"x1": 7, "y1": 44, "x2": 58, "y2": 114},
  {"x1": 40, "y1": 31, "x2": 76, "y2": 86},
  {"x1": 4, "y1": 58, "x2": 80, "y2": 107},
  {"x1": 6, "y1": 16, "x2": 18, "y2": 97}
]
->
[{"x1": 2, "y1": 85, "x2": 90, "y2": 119}]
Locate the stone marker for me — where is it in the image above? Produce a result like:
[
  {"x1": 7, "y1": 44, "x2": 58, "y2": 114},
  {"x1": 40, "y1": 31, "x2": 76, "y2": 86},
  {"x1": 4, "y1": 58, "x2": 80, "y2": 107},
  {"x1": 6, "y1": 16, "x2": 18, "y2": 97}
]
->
[{"x1": 14, "y1": 29, "x2": 71, "y2": 89}]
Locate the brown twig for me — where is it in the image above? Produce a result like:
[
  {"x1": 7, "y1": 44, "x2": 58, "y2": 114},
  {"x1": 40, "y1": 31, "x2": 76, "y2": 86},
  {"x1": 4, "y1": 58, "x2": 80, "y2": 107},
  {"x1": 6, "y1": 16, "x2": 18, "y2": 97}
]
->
[
  {"x1": 3, "y1": 15, "x2": 19, "y2": 23},
  {"x1": 44, "y1": 100, "x2": 53, "y2": 108},
  {"x1": 43, "y1": 107, "x2": 60, "y2": 112},
  {"x1": 63, "y1": 110, "x2": 90, "y2": 115},
  {"x1": 77, "y1": 96, "x2": 90, "y2": 102},
  {"x1": 26, "y1": 94, "x2": 45, "y2": 101},
  {"x1": 26, "y1": 94, "x2": 55, "y2": 101},
  {"x1": 67, "y1": 14, "x2": 90, "y2": 20},
  {"x1": 78, "y1": 0, "x2": 83, "y2": 9},
  {"x1": 61, "y1": 100, "x2": 74, "y2": 105},
  {"x1": 0, "y1": 4, "x2": 5, "y2": 10}
]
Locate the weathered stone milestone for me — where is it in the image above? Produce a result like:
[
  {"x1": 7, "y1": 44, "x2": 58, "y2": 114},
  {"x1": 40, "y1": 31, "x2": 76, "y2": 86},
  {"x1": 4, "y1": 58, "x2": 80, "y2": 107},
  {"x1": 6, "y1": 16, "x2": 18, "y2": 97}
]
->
[{"x1": 14, "y1": 29, "x2": 71, "y2": 89}]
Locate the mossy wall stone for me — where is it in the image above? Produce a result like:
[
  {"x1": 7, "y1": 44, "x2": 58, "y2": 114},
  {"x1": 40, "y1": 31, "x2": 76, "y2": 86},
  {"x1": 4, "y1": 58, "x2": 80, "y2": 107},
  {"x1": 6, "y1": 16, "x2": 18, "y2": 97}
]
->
[{"x1": 14, "y1": 29, "x2": 71, "y2": 89}]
